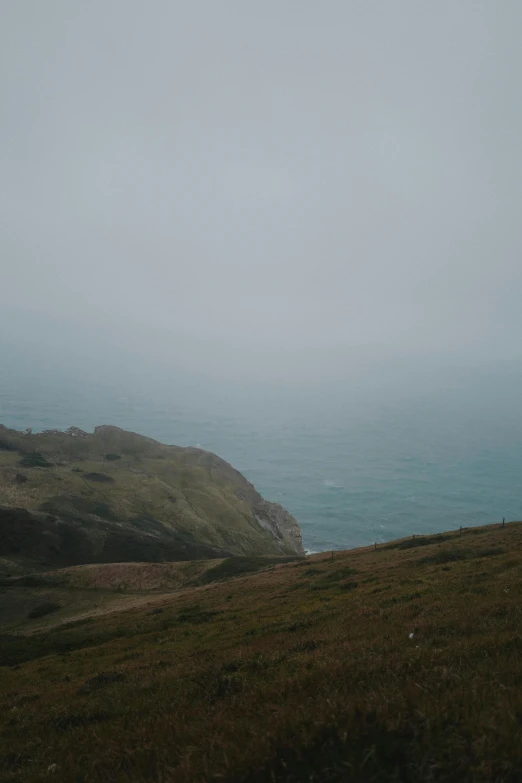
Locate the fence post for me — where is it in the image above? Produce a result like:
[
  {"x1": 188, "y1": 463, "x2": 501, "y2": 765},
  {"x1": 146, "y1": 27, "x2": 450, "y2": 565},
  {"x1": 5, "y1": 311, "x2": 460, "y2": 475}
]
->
[
  {"x1": 374, "y1": 541, "x2": 377, "y2": 551},
  {"x1": 503, "y1": 517, "x2": 505, "y2": 527}
]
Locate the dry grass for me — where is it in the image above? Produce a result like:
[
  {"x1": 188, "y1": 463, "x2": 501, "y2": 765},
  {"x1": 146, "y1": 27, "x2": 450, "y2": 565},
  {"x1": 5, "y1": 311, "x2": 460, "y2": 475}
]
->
[
  {"x1": 0, "y1": 521, "x2": 521, "y2": 782},
  {"x1": 36, "y1": 560, "x2": 224, "y2": 591}
]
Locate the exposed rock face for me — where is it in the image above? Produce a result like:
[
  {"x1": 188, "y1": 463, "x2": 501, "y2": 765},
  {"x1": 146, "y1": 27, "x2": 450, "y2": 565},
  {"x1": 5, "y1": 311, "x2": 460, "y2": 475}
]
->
[
  {"x1": 255, "y1": 501, "x2": 304, "y2": 556},
  {"x1": 65, "y1": 427, "x2": 89, "y2": 438}
]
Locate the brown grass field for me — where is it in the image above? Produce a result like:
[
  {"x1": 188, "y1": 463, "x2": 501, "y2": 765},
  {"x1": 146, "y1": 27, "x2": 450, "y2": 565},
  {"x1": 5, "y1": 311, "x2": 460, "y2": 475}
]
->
[{"x1": 0, "y1": 521, "x2": 521, "y2": 782}]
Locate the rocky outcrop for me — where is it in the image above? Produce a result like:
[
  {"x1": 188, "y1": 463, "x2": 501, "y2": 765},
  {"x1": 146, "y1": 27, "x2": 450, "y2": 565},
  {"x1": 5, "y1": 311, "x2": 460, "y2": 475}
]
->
[
  {"x1": 65, "y1": 427, "x2": 89, "y2": 438},
  {"x1": 255, "y1": 501, "x2": 304, "y2": 556}
]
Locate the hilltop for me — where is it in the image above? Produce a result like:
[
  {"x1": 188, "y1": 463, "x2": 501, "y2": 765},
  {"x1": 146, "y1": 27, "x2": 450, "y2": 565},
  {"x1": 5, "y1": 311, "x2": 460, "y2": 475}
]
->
[
  {"x1": 0, "y1": 424, "x2": 304, "y2": 575},
  {"x1": 0, "y1": 520, "x2": 520, "y2": 781}
]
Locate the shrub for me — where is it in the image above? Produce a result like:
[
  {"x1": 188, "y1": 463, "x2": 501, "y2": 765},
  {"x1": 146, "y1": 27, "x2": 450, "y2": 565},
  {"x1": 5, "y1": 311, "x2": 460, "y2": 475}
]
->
[
  {"x1": 28, "y1": 602, "x2": 61, "y2": 619},
  {"x1": 396, "y1": 533, "x2": 452, "y2": 550},
  {"x1": 78, "y1": 672, "x2": 126, "y2": 695},
  {"x1": 473, "y1": 547, "x2": 506, "y2": 559},
  {"x1": 199, "y1": 556, "x2": 299, "y2": 584},
  {"x1": 176, "y1": 605, "x2": 221, "y2": 624},
  {"x1": 419, "y1": 549, "x2": 468, "y2": 565},
  {"x1": 19, "y1": 452, "x2": 52, "y2": 468}
]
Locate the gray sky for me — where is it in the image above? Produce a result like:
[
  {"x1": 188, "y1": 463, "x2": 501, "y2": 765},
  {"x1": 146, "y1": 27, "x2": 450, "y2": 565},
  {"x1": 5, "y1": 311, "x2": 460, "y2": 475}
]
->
[{"x1": 2, "y1": 1, "x2": 522, "y2": 386}]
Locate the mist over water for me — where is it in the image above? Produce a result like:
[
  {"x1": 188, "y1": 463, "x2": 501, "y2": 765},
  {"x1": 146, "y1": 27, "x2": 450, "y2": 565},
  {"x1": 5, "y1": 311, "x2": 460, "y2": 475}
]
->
[
  {"x1": 2, "y1": 344, "x2": 520, "y2": 553},
  {"x1": 2, "y1": 3, "x2": 522, "y2": 551}
]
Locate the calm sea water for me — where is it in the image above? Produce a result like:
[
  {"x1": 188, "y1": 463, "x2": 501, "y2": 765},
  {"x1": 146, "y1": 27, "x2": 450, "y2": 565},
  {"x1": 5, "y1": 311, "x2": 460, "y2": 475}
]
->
[{"x1": 1, "y1": 355, "x2": 521, "y2": 552}]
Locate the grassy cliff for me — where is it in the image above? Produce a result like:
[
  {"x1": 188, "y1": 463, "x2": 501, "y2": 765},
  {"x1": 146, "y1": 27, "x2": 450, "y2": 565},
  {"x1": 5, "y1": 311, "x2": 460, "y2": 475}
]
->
[
  {"x1": 0, "y1": 424, "x2": 304, "y2": 573},
  {"x1": 0, "y1": 521, "x2": 520, "y2": 781}
]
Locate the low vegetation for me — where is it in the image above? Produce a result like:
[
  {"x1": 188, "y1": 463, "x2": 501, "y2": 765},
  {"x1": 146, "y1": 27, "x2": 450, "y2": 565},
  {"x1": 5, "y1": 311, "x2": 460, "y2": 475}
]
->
[
  {"x1": 0, "y1": 521, "x2": 520, "y2": 781},
  {"x1": 26, "y1": 601, "x2": 61, "y2": 619},
  {"x1": 18, "y1": 452, "x2": 53, "y2": 468}
]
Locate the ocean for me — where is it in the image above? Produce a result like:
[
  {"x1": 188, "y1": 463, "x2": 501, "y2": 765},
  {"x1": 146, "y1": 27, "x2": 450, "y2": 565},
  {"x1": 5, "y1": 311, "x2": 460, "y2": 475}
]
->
[{"x1": 1, "y1": 354, "x2": 521, "y2": 553}]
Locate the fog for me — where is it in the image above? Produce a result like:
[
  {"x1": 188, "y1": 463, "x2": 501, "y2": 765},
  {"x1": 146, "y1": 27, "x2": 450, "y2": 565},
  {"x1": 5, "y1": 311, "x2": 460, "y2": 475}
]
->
[{"x1": 2, "y1": 1, "x2": 522, "y2": 395}]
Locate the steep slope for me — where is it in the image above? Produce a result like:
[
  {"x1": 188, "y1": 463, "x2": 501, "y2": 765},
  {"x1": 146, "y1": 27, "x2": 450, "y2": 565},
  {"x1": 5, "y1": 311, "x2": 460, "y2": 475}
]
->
[
  {"x1": 0, "y1": 424, "x2": 304, "y2": 573},
  {"x1": 0, "y1": 521, "x2": 520, "y2": 782}
]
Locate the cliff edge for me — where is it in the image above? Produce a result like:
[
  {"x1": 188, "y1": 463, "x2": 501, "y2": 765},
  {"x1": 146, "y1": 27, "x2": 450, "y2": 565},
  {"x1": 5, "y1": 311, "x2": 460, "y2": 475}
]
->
[{"x1": 0, "y1": 423, "x2": 304, "y2": 573}]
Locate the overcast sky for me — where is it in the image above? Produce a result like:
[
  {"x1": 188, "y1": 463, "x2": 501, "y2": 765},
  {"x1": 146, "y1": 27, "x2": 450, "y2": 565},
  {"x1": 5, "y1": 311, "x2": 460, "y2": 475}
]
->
[{"x1": 2, "y1": 1, "x2": 522, "y2": 387}]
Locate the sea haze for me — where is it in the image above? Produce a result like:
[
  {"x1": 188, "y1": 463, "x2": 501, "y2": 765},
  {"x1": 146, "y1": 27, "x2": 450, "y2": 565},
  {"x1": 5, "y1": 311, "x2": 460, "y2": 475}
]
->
[
  {"x1": 2, "y1": 3, "x2": 522, "y2": 552},
  {"x1": 1, "y1": 349, "x2": 520, "y2": 553}
]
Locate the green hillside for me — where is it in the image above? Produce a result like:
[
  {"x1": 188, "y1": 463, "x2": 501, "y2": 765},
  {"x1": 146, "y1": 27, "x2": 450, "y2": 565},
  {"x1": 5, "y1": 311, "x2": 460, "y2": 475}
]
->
[{"x1": 0, "y1": 424, "x2": 304, "y2": 574}]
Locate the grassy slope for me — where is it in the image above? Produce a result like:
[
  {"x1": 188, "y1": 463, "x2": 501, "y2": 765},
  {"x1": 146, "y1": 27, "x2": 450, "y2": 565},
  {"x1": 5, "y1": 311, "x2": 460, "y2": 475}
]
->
[
  {"x1": 0, "y1": 556, "x2": 301, "y2": 635},
  {"x1": 0, "y1": 425, "x2": 303, "y2": 571},
  {"x1": 1, "y1": 522, "x2": 521, "y2": 782}
]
